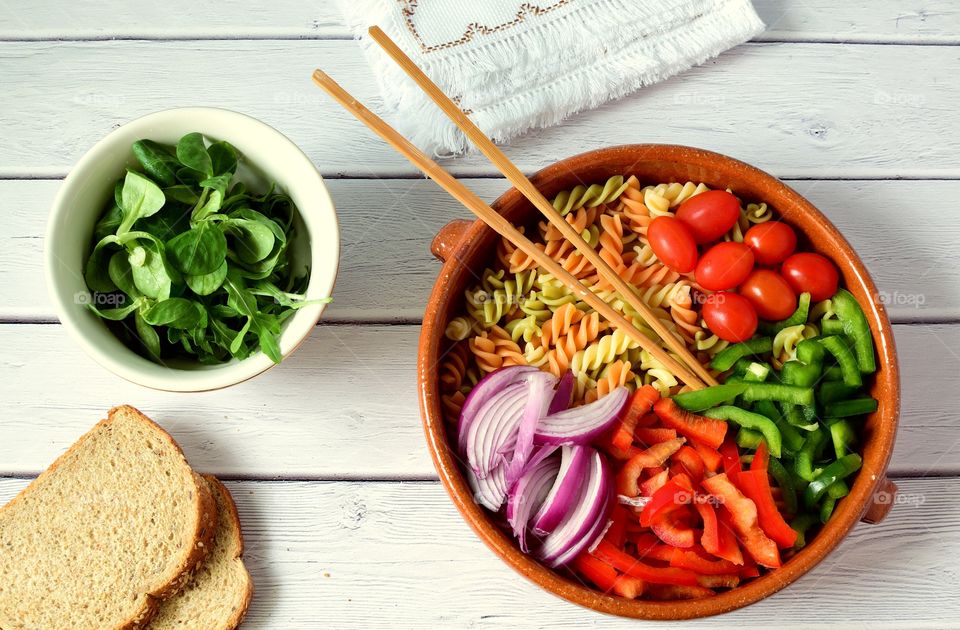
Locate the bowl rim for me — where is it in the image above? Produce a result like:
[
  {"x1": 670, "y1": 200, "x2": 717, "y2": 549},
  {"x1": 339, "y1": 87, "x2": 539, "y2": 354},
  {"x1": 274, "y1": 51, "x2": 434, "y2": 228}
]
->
[
  {"x1": 45, "y1": 106, "x2": 340, "y2": 392},
  {"x1": 417, "y1": 144, "x2": 900, "y2": 619}
]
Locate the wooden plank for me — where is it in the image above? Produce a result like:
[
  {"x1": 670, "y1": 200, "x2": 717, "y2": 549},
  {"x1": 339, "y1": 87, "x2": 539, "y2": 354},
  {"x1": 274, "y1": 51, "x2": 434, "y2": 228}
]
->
[
  {"x1": 0, "y1": 41, "x2": 957, "y2": 178},
  {"x1": 0, "y1": 322, "x2": 954, "y2": 478},
  {"x1": 753, "y1": 0, "x2": 960, "y2": 43},
  {"x1": 2, "y1": 1, "x2": 958, "y2": 44},
  {"x1": 5, "y1": 179, "x2": 959, "y2": 323},
  {"x1": 0, "y1": 476, "x2": 953, "y2": 628}
]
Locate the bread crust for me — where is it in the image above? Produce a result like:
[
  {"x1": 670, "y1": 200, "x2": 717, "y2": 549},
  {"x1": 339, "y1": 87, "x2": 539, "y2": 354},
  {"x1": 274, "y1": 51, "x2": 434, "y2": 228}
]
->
[
  {"x1": 202, "y1": 475, "x2": 255, "y2": 630},
  {"x1": 0, "y1": 405, "x2": 218, "y2": 630}
]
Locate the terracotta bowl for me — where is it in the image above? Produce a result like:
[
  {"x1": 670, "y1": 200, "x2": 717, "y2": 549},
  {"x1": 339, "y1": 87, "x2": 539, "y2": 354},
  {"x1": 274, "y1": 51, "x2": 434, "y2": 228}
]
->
[{"x1": 418, "y1": 145, "x2": 900, "y2": 619}]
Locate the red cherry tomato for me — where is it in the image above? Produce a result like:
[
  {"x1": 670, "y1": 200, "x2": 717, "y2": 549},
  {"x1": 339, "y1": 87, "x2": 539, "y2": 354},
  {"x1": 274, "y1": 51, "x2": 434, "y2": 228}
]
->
[
  {"x1": 695, "y1": 242, "x2": 755, "y2": 291},
  {"x1": 781, "y1": 253, "x2": 840, "y2": 301},
  {"x1": 744, "y1": 222, "x2": 797, "y2": 266},
  {"x1": 647, "y1": 216, "x2": 698, "y2": 273},
  {"x1": 739, "y1": 269, "x2": 797, "y2": 321},
  {"x1": 675, "y1": 190, "x2": 741, "y2": 244},
  {"x1": 702, "y1": 292, "x2": 758, "y2": 343}
]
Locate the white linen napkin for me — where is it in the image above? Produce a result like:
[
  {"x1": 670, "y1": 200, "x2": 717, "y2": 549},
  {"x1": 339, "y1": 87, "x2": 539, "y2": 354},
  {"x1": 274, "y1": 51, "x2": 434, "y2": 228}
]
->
[{"x1": 337, "y1": 0, "x2": 764, "y2": 157}]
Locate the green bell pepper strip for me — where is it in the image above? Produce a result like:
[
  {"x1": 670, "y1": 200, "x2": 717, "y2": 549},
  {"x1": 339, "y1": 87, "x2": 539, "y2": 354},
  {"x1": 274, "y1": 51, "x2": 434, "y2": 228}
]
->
[
  {"x1": 795, "y1": 427, "x2": 828, "y2": 482},
  {"x1": 791, "y1": 513, "x2": 819, "y2": 548},
  {"x1": 711, "y1": 337, "x2": 773, "y2": 372},
  {"x1": 819, "y1": 495, "x2": 837, "y2": 523},
  {"x1": 823, "y1": 365, "x2": 844, "y2": 382},
  {"x1": 755, "y1": 400, "x2": 805, "y2": 453},
  {"x1": 831, "y1": 289, "x2": 876, "y2": 374},
  {"x1": 819, "y1": 336, "x2": 863, "y2": 388},
  {"x1": 703, "y1": 406, "x2": 783, "y2": 457},
  {"x1": 820, "y1": 318, "x2": 844, "y2": 336},
  {"x1": 781, "y1": 360, "x2": 821, "y2": 388},
  {"x1": 804, "y1": 454, "x2": 862, "y2": 508},
  {"x1": 736, "y1": 427, "x2": 764, "y2": 450},
  {"x1": 761, "y1": 292, "x2": 811, "y2": 335},
  {"x1": 827, "y1": 479, "x2": 850, "y2": 499},
  {"x1": 796, "y1": 338, "x2": 825, "y2": 367},
  {"x1": 782, "y1": 404, "x2": 819, "y2": 431},
  {"x1": 732, "y1": 357, "x2": 754, "y2": 376},
  {"x1": 741, "y1": 382, "x2": 815, "y2": 406},
  {"x1": 819, "y1": 480, "x2": 851, "y2": 523},
  {"x1": 819, "y1": 381, "x2": 859, "y2": 405},
  {"x1": 824, "y1": 397, "x2": 878, "y2": 418},
  {"x1": 672, "y1": 382, "x2": 748, "y2": 412},
  {"x1": 827, "y1": 418, "x2": 857, "y2": 459},
  {"x1": 767, "y1": 456, "x2": 799, "y2": 515},
  {"x1": 744, "y1": 362, "x2": 771, "y2": 382}
]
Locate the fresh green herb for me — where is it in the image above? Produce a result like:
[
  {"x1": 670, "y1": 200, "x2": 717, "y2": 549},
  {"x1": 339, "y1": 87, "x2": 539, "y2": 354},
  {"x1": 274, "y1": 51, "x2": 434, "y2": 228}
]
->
[{"x1": 83, "y1": 132, "x2": 330, "y2": 365}]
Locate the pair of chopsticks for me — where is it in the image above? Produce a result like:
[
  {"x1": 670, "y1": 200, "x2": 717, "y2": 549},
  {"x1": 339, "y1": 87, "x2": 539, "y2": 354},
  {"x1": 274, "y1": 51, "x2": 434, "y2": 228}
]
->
[{"x1": 312, "y1": 26, "x2": 716, "y2": 391}]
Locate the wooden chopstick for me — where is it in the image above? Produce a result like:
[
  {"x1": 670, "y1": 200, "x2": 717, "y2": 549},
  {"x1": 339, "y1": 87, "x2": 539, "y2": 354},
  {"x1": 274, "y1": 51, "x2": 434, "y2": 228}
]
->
[
  {"x1": 365, "y1": 26, "x2": 718, "y2": 388},
  {"x1": 311, "y1": 70, "x2": 707, "y2": 390}
]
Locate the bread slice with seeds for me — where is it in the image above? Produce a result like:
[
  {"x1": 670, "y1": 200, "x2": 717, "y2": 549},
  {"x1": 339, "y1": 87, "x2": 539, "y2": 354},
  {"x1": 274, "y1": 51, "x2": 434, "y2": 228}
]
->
[
  {"x1": 150, "y1": 475, "x2": 253, "y2": 630},
  {"x1": 0, "y1": 405, "x2": 217, "y2": 630}
]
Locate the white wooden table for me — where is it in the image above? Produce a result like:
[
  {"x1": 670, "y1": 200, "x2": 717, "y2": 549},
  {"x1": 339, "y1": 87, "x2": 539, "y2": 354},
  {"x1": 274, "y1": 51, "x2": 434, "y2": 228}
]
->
[{"x1": 2, "y1": 2, "x2": 959, "y2": 628}]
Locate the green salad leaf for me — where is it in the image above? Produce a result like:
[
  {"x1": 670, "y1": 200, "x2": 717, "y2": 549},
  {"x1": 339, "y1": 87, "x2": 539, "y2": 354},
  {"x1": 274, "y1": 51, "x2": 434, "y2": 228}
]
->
[{"x1": 82, "y1": 131, "x2": 329, "y2": 365}]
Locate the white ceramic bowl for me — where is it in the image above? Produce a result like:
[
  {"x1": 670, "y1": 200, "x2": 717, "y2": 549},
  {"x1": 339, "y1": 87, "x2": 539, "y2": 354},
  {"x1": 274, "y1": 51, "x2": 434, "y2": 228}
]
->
[{"x1": 46, "y1": 107, "x2": 340, "y2": 391}]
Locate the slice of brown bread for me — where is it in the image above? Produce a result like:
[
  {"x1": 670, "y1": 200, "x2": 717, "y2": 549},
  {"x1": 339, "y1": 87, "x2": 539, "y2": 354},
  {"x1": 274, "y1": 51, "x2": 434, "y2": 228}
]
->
[
  {"x1": 0, "y1": 405, "x2": 217, "y2": 630},
  {"x1": 149, "y1": 475, "x2": 253, "y2": 630}
]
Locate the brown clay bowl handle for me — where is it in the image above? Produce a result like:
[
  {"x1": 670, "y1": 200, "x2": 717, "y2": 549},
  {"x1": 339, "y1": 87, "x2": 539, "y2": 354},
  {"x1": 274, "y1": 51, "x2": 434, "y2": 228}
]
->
[
  {"x1": 861, "y1": 476, "x2": 897, "y2": 524},
  {"x1": 431, "y1": 219, "x2": 474, "y2": 262}
]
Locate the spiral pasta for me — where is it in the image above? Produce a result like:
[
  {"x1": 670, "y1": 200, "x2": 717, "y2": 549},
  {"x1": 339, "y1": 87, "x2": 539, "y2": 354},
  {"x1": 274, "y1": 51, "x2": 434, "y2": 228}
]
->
[
  {"x1": 551, "y1": 175, "x2": 629, "y2": 216},
  {"x1": 772, "y1": 323, "x2": 819, "y2": 367},
  {"x1": 443, "y1": 175, "x2": 787, "y2": 408}
]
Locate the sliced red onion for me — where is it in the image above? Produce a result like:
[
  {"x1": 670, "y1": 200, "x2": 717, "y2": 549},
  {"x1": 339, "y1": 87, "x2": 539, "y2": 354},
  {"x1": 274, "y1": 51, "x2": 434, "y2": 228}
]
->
[
  {"x1": 458, "y1": 365, "x2": 539, "y2": 454},
  {"x1": 506, "y1": 450, "x2": 560, "y2": 553},
  {"x1": 505, "y1": 445, "x2": 559, "y2": 523},
  {"x1": 552, "y1": 488, "x2": 614, "y2": 567},
  {"x1": 531, "y1": 445, "x2": 590, "y2": 536},
  {"x1": 534, "y1": 387, "x2": 630, "y2": 445},
  {"x1": 465, "y1": 381, "x2": 528, "y2": 478},
  {"x1": 505, "y1": 371, "x2": 558, "y2": 485},
  {"x1": 536, "y1": 448, "x2": 612, "y2": 567},
  {"x1": 549, "y1": 370, "x2": 574, "y2": 414},
  {"x1": 466, "y1": 463, "x2": 508, "y2": 511}
]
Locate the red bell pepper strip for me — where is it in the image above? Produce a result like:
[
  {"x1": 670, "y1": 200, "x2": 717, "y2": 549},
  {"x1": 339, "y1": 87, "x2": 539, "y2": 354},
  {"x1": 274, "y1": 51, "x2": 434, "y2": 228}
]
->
[
  {"x1": 702, "y1": 473, "x2": 781, "y2": 568},
  {"x1": 670, "y1": 547, "x2": 740, "y2": 575},
  {"x1": 631, "y1": 536, "x2": 677, "y2": 563},
  {"x1": 592, "y1": 540, "x2": 700, "y2": 586},
  {"x1": 651, "y1": 504, "x2": 696, "y2": 548},
  {"x1": 719, "y1": 436, "x2": 742, "y2": 476},
  {"x1": 572, "y1": 552, "x2": 619, "y2": 593},
  {"x1": 604, "y1": 506, "x2": 631, "y2": 547},
  {"x1": 712, "y1": 506, "x2": 745, "y2": 566},
  {"x1": 738, "y1": 550, "x2": 760, "y2": 578},
  {"x1": 695, "y1": 501, "x2": 721, "y2": 557},
  {"x1": 634, "y1": 427, "x2": 679, "y2": 446},
  {"x1": 640, "y1": 469, "x2": 669, "y2": 497},
  {"x1": 636, "y1": 411, "x2": 659, "y2": 428},
  {"x1": 613, "y1": 575, "x2": 645, "y2": 599},
  {"x1": 645, "y1": 584, "x2": 716, "y2": 600},
  {"x1": 751, "y1": 440, "x2": 770, "y2": 473},
  {"x1": 639, "y1": 474, "x2": 693, "y2": 527},
  {"x1": 673, "y1": 445, "x2": 706, "y2": 481},
  {"x1": 735, "y1": 469, "x2": 798, "y2": 549},
  {"x1": 616, "y1": 437, "x2": 685, "y2": 497},
  {"x1": 654, "y1": 398, "x2": 727, "y2": 449},
  {"x1": 602, "y1": 442, "x2": 643, "y2": 461},
  {"x1": 612, "y1": 385, "x2": 661, "y2": 450},
  {"x1": 696, "y1": 573, "x2": 741, "y2": 589},
  {"x1": 693, "y1": 441, "x2": 723, "y2": 473}
]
